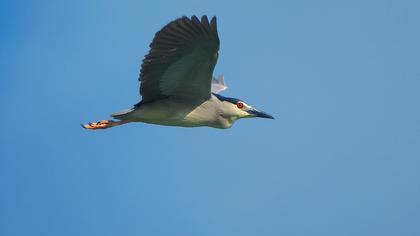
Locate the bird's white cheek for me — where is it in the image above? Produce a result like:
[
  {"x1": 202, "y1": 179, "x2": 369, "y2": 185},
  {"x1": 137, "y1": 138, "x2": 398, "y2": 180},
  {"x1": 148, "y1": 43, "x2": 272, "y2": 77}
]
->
[{"x1": 239, "y1": 110, "x2": 251, "y2": 118}]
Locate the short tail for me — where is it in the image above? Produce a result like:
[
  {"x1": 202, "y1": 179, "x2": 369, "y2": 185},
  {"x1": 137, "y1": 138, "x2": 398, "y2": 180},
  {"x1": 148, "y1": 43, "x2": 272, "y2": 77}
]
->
[{"x1": 110, "y1": 108, "x2": 135, "y2": 120}]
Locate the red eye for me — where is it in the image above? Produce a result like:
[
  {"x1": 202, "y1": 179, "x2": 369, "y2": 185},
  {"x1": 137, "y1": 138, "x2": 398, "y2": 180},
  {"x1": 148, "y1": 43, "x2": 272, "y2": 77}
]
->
[{"x1": 236, "y1": 102, "x2": 244, "y2": 109}]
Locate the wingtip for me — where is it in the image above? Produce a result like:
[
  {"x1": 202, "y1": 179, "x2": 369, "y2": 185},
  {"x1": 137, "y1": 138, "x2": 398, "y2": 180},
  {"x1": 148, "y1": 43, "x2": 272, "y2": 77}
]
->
[
  {"x1": 191, "y1": 15, "x2": 200, "y2": 23},
  {"x1": 201, "y1": 15, "x2": 210, "y2": 26},
  {"x1": 210, "y1": 16, "x2": 217, "y2": 25}
]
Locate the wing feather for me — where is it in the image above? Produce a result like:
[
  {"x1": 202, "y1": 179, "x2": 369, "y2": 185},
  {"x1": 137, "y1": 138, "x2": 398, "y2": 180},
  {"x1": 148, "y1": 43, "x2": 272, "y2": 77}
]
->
[{"x1": 138, "y1": 15, "x2": 220, "y2": 103}]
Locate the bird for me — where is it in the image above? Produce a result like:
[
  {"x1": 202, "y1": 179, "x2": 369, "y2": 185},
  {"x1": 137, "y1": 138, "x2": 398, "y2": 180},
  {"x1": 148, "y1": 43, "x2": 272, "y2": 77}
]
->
[{"x1": 82, "y1": 15, "x2": 273, "y2": 130}]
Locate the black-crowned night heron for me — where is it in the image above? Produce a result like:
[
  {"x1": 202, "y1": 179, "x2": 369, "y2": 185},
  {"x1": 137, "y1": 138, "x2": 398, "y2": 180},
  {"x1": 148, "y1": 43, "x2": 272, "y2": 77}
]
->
[{"x1": 82, "y1": 15, "x2": 273, "y2": 130}]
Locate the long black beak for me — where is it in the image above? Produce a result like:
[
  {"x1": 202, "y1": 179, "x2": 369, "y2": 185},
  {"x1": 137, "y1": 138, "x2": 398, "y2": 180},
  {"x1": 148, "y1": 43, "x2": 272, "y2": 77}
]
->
[{"x1": 248, "y1": 108, "x2": 274, "y2": 119}]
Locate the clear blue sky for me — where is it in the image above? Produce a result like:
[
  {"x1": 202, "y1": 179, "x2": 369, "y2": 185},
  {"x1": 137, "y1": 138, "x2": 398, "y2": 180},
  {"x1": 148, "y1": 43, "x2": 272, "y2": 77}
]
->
[{"x1": 1, "y1": 0, "x2": 419, "y2": 235}]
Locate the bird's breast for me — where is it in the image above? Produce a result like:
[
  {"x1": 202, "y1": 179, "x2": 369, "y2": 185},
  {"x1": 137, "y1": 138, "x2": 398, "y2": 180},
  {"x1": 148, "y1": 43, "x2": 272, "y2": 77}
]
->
[{"x1": 130, "y1": 97, "x2": 229, "y2": 128}]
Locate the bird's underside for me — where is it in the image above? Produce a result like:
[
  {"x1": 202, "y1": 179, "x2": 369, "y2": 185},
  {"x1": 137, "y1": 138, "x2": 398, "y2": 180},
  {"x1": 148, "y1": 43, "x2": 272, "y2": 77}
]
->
[{"x1": 83, "y1": 89, "x2": 234, "y2": 130}]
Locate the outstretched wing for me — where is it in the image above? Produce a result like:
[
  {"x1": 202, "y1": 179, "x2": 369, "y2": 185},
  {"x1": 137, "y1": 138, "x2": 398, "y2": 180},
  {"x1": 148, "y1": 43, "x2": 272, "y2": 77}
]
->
[{"x1": 139, "y1": 15, "x2": 220, "y2": 103}]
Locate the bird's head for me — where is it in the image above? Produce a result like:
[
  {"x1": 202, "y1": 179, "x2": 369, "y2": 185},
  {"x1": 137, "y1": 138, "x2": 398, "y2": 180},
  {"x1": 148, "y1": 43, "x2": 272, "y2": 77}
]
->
[{"x1": 213, "y1": 93, "x2": 274, "y2": 122}]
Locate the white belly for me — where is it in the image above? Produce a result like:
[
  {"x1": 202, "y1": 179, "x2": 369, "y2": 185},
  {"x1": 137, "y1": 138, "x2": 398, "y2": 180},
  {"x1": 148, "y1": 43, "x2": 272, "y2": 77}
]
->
[{"x1": 128, "y1": 95, "x2": 232, "y2": 129}]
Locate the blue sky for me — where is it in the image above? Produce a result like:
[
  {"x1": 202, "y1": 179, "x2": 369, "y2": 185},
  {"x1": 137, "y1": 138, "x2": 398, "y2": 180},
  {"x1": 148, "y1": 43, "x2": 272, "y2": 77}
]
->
[{"x1": 1, "y1": 0, "x2": 420, "y2": 235}]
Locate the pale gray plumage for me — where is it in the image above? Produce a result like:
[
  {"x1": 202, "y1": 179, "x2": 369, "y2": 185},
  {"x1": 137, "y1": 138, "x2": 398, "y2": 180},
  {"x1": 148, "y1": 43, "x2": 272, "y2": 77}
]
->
[{"x1": 82, "y1": 15, "x2": 273, "y2": 130}]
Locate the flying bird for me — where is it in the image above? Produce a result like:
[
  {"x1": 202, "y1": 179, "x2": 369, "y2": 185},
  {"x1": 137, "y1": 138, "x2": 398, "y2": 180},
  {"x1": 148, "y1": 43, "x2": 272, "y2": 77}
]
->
[{"x1": 82, "y1": 15, "x2": 273, "y2": 130}]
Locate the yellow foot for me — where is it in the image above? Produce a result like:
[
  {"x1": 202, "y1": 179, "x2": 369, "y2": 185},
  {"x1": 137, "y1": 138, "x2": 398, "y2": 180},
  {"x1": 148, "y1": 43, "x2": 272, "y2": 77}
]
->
[{"x1": 81, "y1": 120, "x2": 114, "y2": 130}]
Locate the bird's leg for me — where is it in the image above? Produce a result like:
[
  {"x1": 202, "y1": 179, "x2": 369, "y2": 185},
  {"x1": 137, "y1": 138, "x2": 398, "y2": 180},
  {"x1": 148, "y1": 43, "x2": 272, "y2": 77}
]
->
[{"x1": 81, "y1": 119, "x2": 127, "y2": 130}]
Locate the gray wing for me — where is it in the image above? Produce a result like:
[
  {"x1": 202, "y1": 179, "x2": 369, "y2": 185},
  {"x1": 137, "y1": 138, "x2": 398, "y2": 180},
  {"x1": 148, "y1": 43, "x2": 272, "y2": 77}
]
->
[{"x1": 139, "y1": 15, "x2": 220, "y2": 103}]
